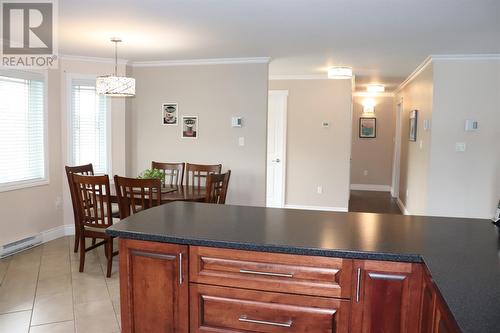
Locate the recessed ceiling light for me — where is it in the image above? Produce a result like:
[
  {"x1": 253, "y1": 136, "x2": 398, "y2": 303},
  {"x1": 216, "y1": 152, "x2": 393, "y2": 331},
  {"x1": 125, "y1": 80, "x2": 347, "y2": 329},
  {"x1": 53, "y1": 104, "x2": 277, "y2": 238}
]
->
[
  {"x1": 327, "y1": 66, "x2": 353, "y2": 79},
  {"x1": 366, "y1": 84, "x2": 385, "y2": 93}
]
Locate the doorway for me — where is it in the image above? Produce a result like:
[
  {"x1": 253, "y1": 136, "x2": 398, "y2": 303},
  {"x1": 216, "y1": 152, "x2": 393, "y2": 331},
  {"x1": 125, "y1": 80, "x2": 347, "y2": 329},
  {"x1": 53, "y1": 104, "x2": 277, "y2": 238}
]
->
[{"x1": 266, "y1": 90, "x2": 288, "y2": 208}]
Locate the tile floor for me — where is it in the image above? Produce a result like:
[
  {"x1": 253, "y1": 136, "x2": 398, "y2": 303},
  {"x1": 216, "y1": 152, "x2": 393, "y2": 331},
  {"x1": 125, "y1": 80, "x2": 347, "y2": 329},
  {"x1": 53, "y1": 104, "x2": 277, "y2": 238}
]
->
[{"x1": 0, "y1": 236, "x2": 121, "y2": 333}]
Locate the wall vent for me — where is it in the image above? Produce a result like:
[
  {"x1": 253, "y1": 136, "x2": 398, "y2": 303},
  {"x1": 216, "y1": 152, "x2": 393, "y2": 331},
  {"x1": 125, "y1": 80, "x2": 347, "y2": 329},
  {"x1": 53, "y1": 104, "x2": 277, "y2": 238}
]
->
[{"x1": 0, "y1": 235, "x2": 42, "y2": 259}]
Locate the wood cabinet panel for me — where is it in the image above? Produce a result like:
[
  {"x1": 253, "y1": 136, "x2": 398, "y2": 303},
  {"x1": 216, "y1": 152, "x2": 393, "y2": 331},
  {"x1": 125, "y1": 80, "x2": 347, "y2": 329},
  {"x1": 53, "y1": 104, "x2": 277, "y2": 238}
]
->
[
  {"x1": 119, "y1": 239, "x2": 188, "y2": 333},
  {"x1": 189, "y1": 246, "x2": 352, "y2": 298},
  {"x1": 420, "y1": 270, "x2": 436, "y2": 333},
  {"x1": 350, "y1": 260, "x2": 423, "y2": 333},
  {"x1": 190, "y1": 283, "x2": 350, "y2": 333}
]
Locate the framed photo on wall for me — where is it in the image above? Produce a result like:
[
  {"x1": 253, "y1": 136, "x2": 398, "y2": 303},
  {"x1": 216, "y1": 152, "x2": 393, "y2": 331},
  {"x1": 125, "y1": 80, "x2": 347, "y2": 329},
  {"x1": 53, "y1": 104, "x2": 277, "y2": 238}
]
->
[
  {"x1": 359, "y1": 117, "x2": 376, "y2": 138},
  {"x1": 162, "y1": 103, "x2": 178, "y2": 125},
  {"x1": 409, "y1": 110, "x2": 418, "y2": 141},
  {"x1": 182, "y1": 116, "x2": 198, "y2": 139}
]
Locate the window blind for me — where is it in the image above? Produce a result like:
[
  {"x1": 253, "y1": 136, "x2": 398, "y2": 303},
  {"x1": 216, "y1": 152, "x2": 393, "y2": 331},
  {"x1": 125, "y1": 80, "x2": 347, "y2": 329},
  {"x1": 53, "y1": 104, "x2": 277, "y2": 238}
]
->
[
  {"x1": 0, "y1": 72, "x2": 46, "y2": 187},
  {"x1": 70, "y1": 79, "x2": 108, "y2": 175}
]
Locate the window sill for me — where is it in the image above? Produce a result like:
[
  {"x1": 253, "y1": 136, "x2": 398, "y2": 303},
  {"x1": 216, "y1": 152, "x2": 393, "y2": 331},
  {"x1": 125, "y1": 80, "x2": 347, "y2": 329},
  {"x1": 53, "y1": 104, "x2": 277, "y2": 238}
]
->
[{"x1": 0, "y1": 179, "x2": 50, "y2": 193}]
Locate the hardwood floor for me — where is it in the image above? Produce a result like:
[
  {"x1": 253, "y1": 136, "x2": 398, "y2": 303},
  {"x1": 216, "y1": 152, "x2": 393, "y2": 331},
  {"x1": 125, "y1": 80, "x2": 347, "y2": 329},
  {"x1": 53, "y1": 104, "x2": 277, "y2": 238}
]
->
[
  {"x1": 0, "y1": 236, "x2": 120, "y2": 333},
  {"x1": 348, "y1": 190, "x2": 402, "y2": 214}
]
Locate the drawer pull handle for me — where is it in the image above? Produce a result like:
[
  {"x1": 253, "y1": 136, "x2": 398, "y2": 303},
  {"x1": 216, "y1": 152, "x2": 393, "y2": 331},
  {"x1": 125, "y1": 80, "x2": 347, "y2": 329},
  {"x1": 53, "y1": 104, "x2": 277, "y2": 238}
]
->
[
  {"x1": 368, "y1": 272, "x2": 406, "y2": 281},
  {"x1": 239, "y1": 269, "x2": 294, "y2": 278},
  {"x1": 239, "y1": 315, "x2": 292, "y2": 328}
]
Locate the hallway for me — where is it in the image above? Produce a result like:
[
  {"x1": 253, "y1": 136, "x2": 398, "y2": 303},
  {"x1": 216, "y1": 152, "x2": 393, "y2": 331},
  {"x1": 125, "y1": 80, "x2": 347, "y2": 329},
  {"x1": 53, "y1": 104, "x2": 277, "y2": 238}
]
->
[{"x1": 348, "y1": 190, "x2": 402, "y2": 214}]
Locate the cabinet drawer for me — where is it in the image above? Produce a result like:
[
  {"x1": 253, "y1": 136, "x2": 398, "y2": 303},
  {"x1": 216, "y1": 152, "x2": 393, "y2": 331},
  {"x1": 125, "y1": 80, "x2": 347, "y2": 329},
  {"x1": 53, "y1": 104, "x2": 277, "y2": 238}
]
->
[
  {"x1": 189, "y1": 247, "x2": 352, "y2": 298},
  {"x1": 190, "y1": 284, "x2": 350, "y2": 333}
]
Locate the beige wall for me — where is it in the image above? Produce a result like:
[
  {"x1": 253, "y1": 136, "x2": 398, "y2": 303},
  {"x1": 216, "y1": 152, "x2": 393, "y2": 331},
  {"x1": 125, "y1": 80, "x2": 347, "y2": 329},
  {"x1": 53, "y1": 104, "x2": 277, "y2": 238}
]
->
[
  {"x1": 428, "y1": 59, "x2": 500, "y2": 218},
  {"x1": 0, "y1": 59, "x2": 128, "y2": 246},
  {"x1": 351, "y1": 95, "x2": 394, "y2": 187},
  {"x1": 129, "y1": 63, "x2": 269, "y2": 206},
  {"x1": 395, "y1": 64, "x2": 434, "y2": 215},
  {"x1": 268, "y1": 79, "x2": 353, "y2": 209}
]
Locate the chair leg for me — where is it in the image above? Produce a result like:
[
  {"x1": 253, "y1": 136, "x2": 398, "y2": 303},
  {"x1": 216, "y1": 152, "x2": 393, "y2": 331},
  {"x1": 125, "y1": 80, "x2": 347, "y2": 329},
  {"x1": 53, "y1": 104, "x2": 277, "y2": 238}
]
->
[
  {"x1": 106, "y1": 239, "x2": 113, "y2": 278},
  {"x1": 73, "y1": 228, "x2": 80, "y2": 253},
  {"x1": 79, "y1": 232, "x2": 85, "y2": 273}
]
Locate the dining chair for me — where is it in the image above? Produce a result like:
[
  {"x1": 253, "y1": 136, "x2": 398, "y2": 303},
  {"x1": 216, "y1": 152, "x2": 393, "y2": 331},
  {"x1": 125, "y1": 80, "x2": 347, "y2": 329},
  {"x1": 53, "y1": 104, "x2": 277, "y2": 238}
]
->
[
  {"x1": 65, "y1": 164, "x2": 94, "y2": 253},
  {"x1": 72, "y1": 173, "x2": 118, "y2": 278},
  {"x1": 114, "y1": 176, "x2": 162, "y2": 219},
  {"x1": 205, "y1": 170, "x2": 231, "y2": 204},
  {"x1": 185, "y1": 163, "x2": 222, "y2": 187},
  {"x1": 151, "y1": 161, "x2": 185, "y2": 186}
]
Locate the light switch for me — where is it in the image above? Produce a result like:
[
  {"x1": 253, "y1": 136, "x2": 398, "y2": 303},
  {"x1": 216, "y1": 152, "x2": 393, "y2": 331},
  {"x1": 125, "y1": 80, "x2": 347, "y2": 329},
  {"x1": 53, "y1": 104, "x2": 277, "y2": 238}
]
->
[
  {"x1": 322, "y1": 122, "x2": 330, "y2": 128},
  {"x1": 419, "y1": 140, "x2": 423, "y2": 149},
  {"x1": 455, "y1": 142, "x2": 466, "y2": 152},
  {"x1": 238, "y1": 137, "x2": 245, "y2": 146},
  {"x1": 465, "y1": 119, "x2": 478, "y2": 131}
]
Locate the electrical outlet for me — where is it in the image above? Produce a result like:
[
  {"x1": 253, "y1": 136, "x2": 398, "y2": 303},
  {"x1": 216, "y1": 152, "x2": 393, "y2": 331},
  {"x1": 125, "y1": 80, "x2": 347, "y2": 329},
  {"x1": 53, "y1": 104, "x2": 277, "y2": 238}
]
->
[
  {"x1": 238, "y1": 137, "x2": 245, "y2": 146},
  {"x1": 363, "y1": 170, "x2": 368, "y2": 176},
  {"x1": 455, "y1": 142, "x2": 466, "y2": 152},
  {"x1": 317, "y1": 186, "x2": 323, "y2": 194},
  {"x1": 55, "y1": 196, "x2": 62, "y2": 210}
]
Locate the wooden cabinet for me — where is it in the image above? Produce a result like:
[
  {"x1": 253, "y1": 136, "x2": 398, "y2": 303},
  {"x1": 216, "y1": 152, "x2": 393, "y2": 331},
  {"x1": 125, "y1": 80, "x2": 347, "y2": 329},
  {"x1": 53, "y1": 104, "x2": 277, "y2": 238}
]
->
[
  {"x1": 350, "y1": 260, "x2": 423, "y2": 333},
  {"x1": 190, "y1": 284, "x2": 350, "y2": 333},
  {"x1": 117, "y1": 241, "x2": 461, "y2": 333},
  {"x1": 119, "y1": 239, "x2": 189, "y2": 333}
]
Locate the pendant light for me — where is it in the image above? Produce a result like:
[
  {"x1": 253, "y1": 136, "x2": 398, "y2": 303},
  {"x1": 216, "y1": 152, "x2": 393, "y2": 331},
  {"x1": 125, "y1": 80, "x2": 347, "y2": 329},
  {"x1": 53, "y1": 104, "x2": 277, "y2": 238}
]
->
[{"x1": 96, "y1": 37, "x2": 135, "y2": 97}]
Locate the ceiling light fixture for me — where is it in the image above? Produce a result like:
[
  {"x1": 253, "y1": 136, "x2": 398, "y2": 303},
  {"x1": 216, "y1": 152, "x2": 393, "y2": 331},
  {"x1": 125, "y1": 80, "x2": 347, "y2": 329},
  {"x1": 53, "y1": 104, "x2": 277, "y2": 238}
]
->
[
  {"x1": 327, "y1": 66, "x2": 353, "y2": 79},
  {"x1": 96, "y1": 38, "x2": 135, "y2": 97},
  {"x1": 366, "y1": 84, "x2": 385, "y2": 93}
]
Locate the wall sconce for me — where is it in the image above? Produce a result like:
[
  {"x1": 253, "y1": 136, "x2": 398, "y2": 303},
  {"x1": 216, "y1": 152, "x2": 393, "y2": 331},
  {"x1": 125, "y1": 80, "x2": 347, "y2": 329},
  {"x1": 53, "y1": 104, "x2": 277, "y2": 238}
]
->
[{"x1": 362, "y1": 98, "x2": 376, "y2": 114}]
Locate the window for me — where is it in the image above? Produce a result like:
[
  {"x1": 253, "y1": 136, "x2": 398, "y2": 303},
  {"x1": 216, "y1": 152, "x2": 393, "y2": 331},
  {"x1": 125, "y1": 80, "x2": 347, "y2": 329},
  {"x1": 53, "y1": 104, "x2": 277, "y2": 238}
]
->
[
  {"x1": 69, "y1": 78, "x2": 110, "y2": 175},
  {"x1": 0, "y1": 70, "x2": 46, "y2": 190}
]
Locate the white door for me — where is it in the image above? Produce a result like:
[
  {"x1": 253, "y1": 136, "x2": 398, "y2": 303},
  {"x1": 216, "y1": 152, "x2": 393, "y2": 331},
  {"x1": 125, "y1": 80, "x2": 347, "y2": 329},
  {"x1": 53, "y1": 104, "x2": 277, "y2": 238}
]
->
[
  {"x1": 266, "y1": 90, "x2": 288, "y2": 208},
  {"x1": 391, "y1": 100, "x2": 402, "y2": 198}
]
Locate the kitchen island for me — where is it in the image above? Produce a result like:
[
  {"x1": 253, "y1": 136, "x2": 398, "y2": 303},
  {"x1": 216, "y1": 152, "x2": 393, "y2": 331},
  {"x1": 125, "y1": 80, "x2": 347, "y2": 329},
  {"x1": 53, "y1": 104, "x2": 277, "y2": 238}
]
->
[{"x1": 106, "y1": 201, "x2": 500, "y2": 333}]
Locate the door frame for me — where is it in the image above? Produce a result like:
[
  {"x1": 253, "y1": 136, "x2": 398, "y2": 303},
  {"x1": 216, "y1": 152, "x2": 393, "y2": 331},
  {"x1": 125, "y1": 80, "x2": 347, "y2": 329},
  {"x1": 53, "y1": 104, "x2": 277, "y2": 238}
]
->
[
  {"x1": 391, "y1": 98, "x2": 403, "y2": 198},
  {"x1": 267, "y1": 90, "x2": 288, "y2": 208}
]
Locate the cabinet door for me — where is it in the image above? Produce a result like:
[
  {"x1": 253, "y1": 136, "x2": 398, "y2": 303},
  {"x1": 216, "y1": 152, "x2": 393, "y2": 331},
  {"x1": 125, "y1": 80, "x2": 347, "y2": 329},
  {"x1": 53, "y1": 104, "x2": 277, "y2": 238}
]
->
[
  {"x1": 351, "y1": 260, "x2": 423, "y2": 333},
  {"x1": 433, "y1": 298, "x2": 461, "y2": 333},
  {"x1": 119, "y1": 238, "x2": 189, "y2": 333}
]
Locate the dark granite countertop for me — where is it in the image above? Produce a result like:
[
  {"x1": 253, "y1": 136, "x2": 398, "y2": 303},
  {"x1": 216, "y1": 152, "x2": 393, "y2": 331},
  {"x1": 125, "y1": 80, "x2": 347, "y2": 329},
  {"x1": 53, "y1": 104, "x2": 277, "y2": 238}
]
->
[{"x1": 106, "y1": 201, "x2": 500, "y2": 333}]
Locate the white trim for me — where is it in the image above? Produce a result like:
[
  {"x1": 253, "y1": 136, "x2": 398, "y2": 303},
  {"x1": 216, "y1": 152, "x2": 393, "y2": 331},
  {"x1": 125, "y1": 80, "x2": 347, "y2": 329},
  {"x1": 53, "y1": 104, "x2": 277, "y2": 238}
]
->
[
  {"x1": 353, "y1": 91, "x2": 395, "y2": 97},
  {"x1": 284, "y1": 204, "x2": 348, "y2": 212},
  {"x1": 269, "y1": 74, "x2": 327, "y2": 80},
  {"x1": 350, "y1": 184, "x2": 392, "y2": 192},
  {"x1": 60, "y1": 54, "x2": 129, "y2": 65},
  {"x1": 41, "y1": 224, "x2": 75, "y2": 243},
  {"x1": 395, "y1": 56, "x2": 432, "y2": 94},
  {"x1": 396, "y1": 197, "x2": 409, "y2": 215},
  {"x1": 132, "y1": 57, "x2": 270, "y2": 67}
]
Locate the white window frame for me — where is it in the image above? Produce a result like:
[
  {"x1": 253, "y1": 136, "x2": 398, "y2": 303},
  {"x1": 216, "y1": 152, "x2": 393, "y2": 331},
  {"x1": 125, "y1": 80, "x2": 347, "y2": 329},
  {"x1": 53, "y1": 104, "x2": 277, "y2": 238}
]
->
[
  {"x1": 66, "y1": 73, "x2": 112, "y2": 175},
  {"x1": 0, "y1": 69, "x2": 49, "y2": 192}
]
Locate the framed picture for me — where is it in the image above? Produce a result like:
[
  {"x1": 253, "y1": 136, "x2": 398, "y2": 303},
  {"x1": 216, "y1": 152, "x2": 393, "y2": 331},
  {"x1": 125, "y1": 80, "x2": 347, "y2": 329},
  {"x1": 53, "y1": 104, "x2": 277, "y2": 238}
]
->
[
  {"x1": 409, "y1": 110, "x2": 418, "y2": 141},
  {"x1": 359, "y1": 117, "x2": 376, "y2": 138},
  {"x1": 162, "y1": 103, "x2": 178, "y2": 125},
  {"x1": 182, "y1": 116, "x2": 198, "y2": 139}
]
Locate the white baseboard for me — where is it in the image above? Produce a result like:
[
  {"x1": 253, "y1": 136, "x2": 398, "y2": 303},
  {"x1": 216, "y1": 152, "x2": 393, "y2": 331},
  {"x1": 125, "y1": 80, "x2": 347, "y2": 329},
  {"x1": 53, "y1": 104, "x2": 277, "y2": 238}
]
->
[
  {"x1": 41, "y1": 224, "x2": 75, "y2": 243},
  {"x1": 284, "y1": 204, "x2": 348, "y2": 212},
  {"x1": 396, "y1": 197, "x2": 410, "y2": 215},
  {"x1": 350, "y1": 184, "x2": 392, "y2": 192}
]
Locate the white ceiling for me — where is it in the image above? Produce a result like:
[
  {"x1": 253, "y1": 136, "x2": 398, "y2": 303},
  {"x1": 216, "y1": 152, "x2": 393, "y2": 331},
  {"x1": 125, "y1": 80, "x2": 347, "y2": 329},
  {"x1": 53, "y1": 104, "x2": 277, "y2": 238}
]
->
[{"x1": 59, "y1": 0, "x2": 500, "y2": 90}]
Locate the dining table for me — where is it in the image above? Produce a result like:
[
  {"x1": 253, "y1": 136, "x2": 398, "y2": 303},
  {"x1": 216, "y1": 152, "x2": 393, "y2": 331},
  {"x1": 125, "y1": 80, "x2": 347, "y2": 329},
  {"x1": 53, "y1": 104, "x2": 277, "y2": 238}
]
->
[{"x1": 109, "y1": 185, "x2": 207, "y2": 204}]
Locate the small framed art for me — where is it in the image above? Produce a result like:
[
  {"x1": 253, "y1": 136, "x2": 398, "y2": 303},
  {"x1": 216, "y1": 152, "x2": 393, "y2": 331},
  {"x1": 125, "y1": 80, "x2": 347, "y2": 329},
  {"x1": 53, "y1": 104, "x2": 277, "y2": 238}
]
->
[
  {"x1": 409, "y1": 110, "x2": 418, "y2": 141},
  {"x1": 359, "y1": 117, "x2": 376, "y2": 138},
  {"x1": 162, "y1": 103, "x2": 178, "y2": 125},
  {"x1": 182, "y1": 116, "x2": 198, "y2": 139}
]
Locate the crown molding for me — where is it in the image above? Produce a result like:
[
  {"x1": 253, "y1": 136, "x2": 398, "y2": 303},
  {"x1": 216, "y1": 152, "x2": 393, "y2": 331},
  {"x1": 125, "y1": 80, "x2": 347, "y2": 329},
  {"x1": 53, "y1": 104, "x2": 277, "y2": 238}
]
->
[
  {"x1": 59, "y1": 54, "x2": 129, "y2": 65},
  {"x1": 131, "y1": 57, "x2": 270, "y2": 67},
  {"x1": 395, "y1": 53, "x2": 500, "y2": 94},
  {"x1": 269, "y1": 74, "x2": 327, "y2": 80},
  {"x1": 431, "y1": 53, "x2": 500, "y2": 61},
  {"x1": 353, "y1": 91, "x2": 395, "y2": 97}
]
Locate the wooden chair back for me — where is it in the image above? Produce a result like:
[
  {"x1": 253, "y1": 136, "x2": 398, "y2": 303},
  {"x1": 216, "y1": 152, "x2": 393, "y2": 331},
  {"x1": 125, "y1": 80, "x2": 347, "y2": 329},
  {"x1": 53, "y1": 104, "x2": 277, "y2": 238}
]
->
[
  {"x1": 65, "y1": 164, "x2": 94, "y2": 222},
  {"x1": 114, "y1": 176, "x2": 162, "y2": 219},
  {"x1": 151, "y1": 161, "x2": 185, "y2": 186},
  {"x1": 185, "y1": 163, "x2": 222, "y2": 187},
  {"x1": 205, "y1": 170, "x2": 231, "y2": 204},
  {"x1": 72, "y1": 174, "x2": 113, "y2": 230}
]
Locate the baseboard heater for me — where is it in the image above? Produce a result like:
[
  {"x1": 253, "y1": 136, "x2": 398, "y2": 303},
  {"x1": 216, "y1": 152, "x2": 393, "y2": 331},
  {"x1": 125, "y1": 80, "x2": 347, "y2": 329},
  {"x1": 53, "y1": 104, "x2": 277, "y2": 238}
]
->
[{"x1": 0, "y1": 235, "x2": 42, "y2": 259}]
